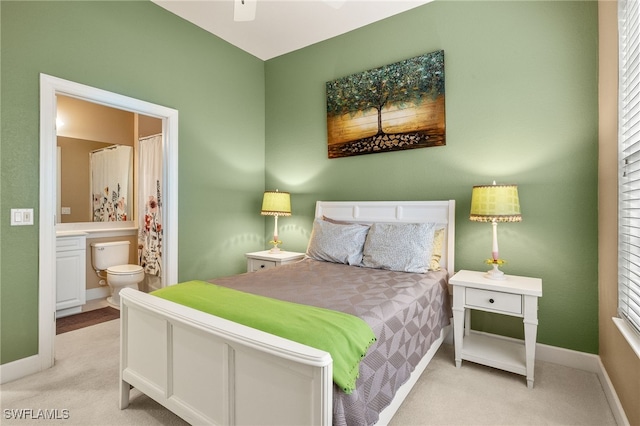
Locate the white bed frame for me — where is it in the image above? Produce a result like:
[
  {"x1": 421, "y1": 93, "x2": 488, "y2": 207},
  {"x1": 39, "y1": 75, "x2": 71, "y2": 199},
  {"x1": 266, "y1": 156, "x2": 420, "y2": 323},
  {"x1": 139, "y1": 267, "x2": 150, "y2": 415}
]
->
[{"x1": 119, "y1": 200, "x2": 455, "y2": 425}]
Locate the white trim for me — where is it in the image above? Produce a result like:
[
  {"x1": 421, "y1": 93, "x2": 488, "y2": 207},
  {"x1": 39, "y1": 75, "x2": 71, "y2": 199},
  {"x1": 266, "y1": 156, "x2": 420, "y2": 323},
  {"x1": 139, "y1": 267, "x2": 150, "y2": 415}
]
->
[
  {"x1": 597, "y1": 355, "x2": 631, "y2": 426},
  {"x1": 36, "y1": 73, "x2": 179, "y2": 379},
  {"x1": 535, "y1": 341, "x2": 601, "y2": 373},
  {"x1": 0, "y1": 355, "x2": 41, "y2": 385},
  {"x1": 39, "y1": 74, "x2": 57, "y2": 372},
  {"x1": 86, "y1": 286, "x2": 110, "y2": 301},
  {"x1": 617, "y1": 0, "x2": 640, "y2": 351}
]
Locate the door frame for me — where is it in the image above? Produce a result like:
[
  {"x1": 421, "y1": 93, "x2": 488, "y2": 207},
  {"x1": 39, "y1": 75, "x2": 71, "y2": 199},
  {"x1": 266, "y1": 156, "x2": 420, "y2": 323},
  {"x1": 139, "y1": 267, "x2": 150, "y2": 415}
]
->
[{"x1": 39, "y1": 74, "x2": 179, "y2": 370}]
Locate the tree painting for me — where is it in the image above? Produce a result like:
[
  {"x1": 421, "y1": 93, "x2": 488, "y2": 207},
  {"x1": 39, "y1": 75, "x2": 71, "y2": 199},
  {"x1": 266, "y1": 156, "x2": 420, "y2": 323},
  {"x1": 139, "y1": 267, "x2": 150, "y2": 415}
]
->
[{"x1": 326, "y1": 50, "x2": 445, "y2": 158}]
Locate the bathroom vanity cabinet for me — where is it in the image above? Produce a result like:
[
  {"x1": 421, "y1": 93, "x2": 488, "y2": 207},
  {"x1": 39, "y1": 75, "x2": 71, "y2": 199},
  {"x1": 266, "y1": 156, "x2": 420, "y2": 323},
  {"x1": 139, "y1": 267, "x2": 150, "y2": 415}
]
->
[{"x1": 56, "y1": 234, "x2": 87, "y2": 318}]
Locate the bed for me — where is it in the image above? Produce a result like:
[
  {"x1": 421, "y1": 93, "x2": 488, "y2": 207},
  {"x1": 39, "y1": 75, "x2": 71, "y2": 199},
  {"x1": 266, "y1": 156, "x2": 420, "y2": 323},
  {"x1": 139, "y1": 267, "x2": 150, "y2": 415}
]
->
[{"x1": 119, "y1": 200, "x2": 455, "y2": 425}]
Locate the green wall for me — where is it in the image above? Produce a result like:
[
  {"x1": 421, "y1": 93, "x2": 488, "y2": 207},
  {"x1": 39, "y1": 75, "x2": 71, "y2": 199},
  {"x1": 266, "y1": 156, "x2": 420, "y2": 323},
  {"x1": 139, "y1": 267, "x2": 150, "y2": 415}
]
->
[
  {"x1": 0, "y1": 1, "x2": 265, "y2": 364},
  {"x1": 265, "y1": 1, "x2": 599, "y2": 352}
]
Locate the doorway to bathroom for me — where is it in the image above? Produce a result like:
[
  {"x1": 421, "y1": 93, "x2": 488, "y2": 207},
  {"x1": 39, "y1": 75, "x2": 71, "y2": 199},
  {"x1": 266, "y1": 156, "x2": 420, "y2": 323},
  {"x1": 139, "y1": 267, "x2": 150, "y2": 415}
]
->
[
  {"x1": 39, "y1": 74, "x2": 179, "y2": 371},
  {"x1": 57, "y1": 95, "x2": 165, "y2": 317}
]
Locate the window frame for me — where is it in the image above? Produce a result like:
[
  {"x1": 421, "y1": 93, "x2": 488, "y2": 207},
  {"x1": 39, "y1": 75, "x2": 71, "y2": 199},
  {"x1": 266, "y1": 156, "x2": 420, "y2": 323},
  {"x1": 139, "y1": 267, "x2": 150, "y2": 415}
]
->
[{"x1": 617, "y1": 0, "x2": 640, "y2": 358}]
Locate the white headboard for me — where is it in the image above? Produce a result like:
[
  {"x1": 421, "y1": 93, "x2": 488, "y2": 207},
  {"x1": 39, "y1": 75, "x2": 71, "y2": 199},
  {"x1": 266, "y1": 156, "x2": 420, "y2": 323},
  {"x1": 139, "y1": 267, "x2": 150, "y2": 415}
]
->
[{"x1": 315, "y1": 200, "x2": 455, "y2": 273}]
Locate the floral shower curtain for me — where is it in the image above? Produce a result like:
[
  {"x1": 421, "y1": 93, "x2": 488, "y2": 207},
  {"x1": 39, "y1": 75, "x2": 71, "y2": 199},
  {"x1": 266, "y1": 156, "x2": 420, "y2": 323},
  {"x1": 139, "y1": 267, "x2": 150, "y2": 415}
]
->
[
  {"x1": 138, "y1": 134, "x2": 163, "y2": 277},
  {"x1": 90, "y1": 145, "x2": 133, "y2": 222}
]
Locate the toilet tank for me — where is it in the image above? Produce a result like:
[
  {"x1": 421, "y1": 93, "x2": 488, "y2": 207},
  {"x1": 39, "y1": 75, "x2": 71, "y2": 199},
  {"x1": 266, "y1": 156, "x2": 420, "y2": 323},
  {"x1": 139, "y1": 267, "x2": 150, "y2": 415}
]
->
[{"x1": 91, "y1": 241, "x2": 131, "y2": 270}]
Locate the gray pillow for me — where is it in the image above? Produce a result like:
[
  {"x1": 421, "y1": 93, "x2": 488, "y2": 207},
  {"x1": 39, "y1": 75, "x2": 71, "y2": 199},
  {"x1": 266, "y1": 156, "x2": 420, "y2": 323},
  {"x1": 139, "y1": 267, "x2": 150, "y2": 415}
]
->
[
  {"x1": 362, "y1": 222, "x2": 437, "y2": 273},
  {"x1": 306, "y1": 219, "x2": 370, "y2": 265}
]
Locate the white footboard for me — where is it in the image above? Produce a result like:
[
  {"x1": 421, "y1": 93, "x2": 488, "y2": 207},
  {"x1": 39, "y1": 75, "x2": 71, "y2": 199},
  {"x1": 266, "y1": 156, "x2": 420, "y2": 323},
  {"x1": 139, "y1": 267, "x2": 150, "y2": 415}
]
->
[{"x1": 119, "y1": 288, "x2": 333, "y2": 425}]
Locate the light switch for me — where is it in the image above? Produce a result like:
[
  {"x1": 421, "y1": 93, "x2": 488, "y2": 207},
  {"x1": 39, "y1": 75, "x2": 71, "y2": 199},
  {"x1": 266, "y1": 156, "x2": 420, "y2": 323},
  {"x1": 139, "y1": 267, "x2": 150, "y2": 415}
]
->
[{"x1": 11, "y1": 208, "x2": 34, "y2": 226}]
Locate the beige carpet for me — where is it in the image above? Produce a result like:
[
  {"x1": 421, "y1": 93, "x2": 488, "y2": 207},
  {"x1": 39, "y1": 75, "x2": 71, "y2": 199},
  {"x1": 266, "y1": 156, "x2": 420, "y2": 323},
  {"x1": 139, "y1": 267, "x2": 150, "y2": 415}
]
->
[
  {"x1": 1, "y1": 320, "x2": 617, "y2": 425},
  {"x1": 389, "y1": 344, "x2": 617, "y2": 426}
]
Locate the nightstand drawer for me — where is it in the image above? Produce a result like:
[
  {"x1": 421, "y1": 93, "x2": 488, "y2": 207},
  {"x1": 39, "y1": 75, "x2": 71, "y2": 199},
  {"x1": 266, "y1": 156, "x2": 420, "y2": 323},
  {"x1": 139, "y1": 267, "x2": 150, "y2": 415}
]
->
[
  {"x1": 465, "y1": 288, "x2": 522, "y2": 315},
  {"x1": 245, "y1": 251, "x2": 306, "y2": 272},
  {"x1": 248, "y1": 258, "x2": 277, "y2": 272}
]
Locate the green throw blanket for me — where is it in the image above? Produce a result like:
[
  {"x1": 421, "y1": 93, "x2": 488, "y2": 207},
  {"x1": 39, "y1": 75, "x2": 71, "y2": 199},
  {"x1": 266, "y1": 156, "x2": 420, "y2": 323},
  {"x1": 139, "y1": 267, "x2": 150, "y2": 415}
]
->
[{"x1": 151, "y1": 280, "x2": 376, "y2": 394}]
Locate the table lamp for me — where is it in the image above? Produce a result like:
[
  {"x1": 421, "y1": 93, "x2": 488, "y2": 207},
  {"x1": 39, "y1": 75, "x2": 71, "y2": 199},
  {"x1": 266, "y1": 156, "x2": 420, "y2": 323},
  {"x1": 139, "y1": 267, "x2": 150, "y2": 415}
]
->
[
  {"x1": 470, "y1": 182, "x2": 522, "y2": 280},
  {"x1": 261, "y1": 190, "x2": 291, "y2": 253}
]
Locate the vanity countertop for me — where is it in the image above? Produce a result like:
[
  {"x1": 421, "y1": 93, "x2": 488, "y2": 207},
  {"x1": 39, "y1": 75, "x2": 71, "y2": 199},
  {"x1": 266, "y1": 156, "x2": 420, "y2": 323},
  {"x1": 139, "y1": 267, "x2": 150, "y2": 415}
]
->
[
  {"x1": 56, "y1": 225, "x2": 137, "y2": 238},
  {"x1": 56, "y1": 230, "x2": 89, "y2": 237}
]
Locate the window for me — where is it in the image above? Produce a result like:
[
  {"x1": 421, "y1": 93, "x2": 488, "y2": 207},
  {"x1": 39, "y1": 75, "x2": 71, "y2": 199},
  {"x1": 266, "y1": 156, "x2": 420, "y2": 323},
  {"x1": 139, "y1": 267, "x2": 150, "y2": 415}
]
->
[{"x1": 618, "y1": 0, "x2": 640, "y2": 348}]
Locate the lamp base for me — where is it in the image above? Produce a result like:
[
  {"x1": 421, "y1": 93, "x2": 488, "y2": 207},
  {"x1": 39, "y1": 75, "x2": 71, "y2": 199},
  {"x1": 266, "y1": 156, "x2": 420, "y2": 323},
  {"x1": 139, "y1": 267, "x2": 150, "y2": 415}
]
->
[
  {"x1": 268, "y1": 246, "x2": 282, "y2": 254},
  {"x1": 485, "y1": 263, "x2": 506, "y2": 280}
]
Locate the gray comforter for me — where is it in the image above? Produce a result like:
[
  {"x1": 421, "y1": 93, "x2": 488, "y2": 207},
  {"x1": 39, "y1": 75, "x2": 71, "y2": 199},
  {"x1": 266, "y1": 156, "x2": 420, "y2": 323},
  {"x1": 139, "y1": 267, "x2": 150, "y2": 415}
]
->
[{"x1": 211, "y1": 257, "x2": 451, "y2": 426}]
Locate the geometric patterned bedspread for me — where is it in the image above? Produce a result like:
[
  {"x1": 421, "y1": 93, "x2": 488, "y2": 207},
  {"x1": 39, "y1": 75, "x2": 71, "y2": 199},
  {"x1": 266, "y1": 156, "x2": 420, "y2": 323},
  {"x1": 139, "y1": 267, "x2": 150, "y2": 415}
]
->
[{"x1": 210, "y1": 257, "x2": 451, "y2": 426}]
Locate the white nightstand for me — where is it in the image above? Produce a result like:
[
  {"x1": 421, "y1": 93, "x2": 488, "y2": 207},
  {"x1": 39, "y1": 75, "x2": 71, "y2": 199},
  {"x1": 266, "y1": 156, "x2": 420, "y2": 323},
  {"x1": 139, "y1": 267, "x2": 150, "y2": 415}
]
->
[
  {"x1": 450, "y1": 269, "x2": 543, "y2": 388},
  {"x1": 245, "y1": 250, "x2": 306, "y2": 273}
]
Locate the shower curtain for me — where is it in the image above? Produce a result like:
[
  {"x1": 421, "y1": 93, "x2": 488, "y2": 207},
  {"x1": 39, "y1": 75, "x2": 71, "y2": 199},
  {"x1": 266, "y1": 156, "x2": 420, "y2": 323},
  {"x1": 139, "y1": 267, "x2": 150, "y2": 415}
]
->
[
  {"x1": 90, "y1": 145, "x2": 133, "y2": 222},
  {"x1": 138, "y1": 134, "x2": 163, "y2": 277}
]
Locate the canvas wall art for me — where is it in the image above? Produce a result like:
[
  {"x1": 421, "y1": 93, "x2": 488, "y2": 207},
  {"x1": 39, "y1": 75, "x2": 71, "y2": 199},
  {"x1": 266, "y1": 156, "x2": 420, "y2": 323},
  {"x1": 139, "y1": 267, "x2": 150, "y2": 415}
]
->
[{"x1": 326, "y1": 50, "x2": 445, "y2": 159}]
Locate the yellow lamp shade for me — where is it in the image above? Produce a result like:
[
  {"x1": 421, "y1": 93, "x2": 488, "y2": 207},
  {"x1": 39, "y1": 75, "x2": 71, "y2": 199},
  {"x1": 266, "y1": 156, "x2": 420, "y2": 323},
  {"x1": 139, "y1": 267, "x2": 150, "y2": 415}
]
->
[
  {"x1": 261, "y1": 190, "x2": 291, "y2": 216},
  {"x1": 470, "y1": 184, "x2": 521, "y2": 223}
]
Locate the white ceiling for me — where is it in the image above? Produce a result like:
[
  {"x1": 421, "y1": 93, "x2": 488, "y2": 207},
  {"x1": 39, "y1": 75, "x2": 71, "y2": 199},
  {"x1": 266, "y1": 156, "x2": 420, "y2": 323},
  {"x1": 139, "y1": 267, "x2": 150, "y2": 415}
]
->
[{"x1": 151, "y1": 0, "x2": 433, "y2": 60}]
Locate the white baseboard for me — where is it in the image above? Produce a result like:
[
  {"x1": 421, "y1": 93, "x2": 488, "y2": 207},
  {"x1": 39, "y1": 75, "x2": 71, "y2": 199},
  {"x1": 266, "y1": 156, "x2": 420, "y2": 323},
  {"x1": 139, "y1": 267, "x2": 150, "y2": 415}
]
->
[
  {"x1": 597, "y1": 356, "x2": 631, "y2": 426},
  {"x1": 86, "y1": 286, "x2": 110, "y2": 301},
  {"x1": 535, "y1": 341, "x2": 601, "y2": 372},
  {"x1": 0, "y1": 354, "x2": 41, "y2": 385}
]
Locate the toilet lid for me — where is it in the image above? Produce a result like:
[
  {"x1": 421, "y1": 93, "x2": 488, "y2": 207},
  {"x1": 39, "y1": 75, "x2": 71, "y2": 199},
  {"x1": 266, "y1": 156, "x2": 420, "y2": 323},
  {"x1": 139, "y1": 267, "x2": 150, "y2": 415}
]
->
[{"x1": 107, "y1": 264, "x2": 144, "y2": 275}]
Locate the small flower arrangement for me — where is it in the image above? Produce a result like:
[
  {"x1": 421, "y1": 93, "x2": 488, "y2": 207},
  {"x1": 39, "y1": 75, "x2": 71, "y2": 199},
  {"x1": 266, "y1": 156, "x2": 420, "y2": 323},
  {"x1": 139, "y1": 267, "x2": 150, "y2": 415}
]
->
[{"x1": 485, "y1": 258, "x2": 506, "y2": 266}]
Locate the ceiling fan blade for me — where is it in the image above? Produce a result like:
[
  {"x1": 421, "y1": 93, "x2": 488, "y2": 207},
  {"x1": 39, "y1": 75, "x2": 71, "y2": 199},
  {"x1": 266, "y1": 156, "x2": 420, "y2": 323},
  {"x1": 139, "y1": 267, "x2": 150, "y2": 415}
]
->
[{"x1": 234, "y1": 0, "x2": 257, "y2": 22}]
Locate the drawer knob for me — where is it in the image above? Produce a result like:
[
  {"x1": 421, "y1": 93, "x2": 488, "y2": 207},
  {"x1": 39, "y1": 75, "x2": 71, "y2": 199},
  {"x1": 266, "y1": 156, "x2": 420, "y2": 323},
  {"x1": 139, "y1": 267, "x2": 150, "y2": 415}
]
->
[
  {"x1": 260, "y1": 264, "x2": 265, "y2": 268},
  {"x1": 489, "y1": 298, "x2": 495, "y2": 303}
]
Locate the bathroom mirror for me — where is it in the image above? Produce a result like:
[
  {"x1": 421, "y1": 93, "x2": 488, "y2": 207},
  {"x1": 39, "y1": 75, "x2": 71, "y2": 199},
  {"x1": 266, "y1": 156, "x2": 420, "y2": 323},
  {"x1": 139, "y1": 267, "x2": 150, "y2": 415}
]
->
[
  {"x1": 58, "y1": 138, "x2": 132, "y2": 223},
  {"x1": 56, "y1": 95, "x2": 161, "y2": 225}
]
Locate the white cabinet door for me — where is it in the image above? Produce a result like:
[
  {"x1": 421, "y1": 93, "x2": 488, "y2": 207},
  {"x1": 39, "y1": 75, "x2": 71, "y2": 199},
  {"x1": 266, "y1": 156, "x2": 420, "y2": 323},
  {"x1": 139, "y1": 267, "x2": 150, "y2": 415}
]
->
[
  {"x1": 56, "y1": 236, "x2": 87, "y2": 318},
  {"x1": 56, "y1": 250, "x2": 86, "y2": 312}
]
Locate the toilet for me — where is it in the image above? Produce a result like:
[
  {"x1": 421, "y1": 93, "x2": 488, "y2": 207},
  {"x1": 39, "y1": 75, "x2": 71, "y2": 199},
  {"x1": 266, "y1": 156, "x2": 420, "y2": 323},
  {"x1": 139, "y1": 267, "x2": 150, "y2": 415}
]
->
[{"x1": 91, "y1": 241, "x2": 144, "y2": 308}]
